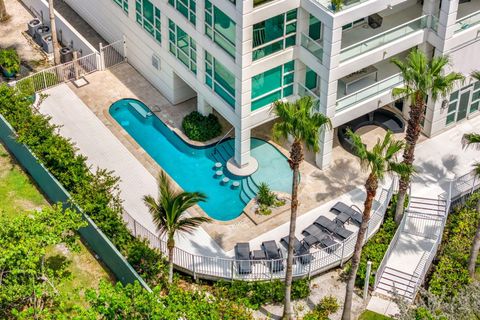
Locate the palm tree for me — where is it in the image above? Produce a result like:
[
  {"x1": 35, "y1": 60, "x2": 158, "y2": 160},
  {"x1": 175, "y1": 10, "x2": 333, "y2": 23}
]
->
[
  {"x1": 272, "y1": 96, "x2": 331, "y2": 319},
  {"x1": 391, "y1": 49, "x2": 464, "y2": 224},
  {"x1": 143, "y1": 171, "x2": 211, "y2": 284},
  {"x1": 341, "y1": 130, "x2": 412, "y2": 320},
  {"x1": 0, "y1": 0, "x2": 8, "y2": 22},
  {"x1": 462, "y1": 130, "x2": 480, "y2": 278},
  {"x1": 48, "y1": 0, "x2": 61, "y2": 65}
]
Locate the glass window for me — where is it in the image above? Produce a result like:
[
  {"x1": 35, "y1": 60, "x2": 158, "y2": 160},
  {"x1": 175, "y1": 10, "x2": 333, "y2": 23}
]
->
[
  {"x1": 308, "y1": 14, "x2": 321, "y2": 41},
  {"x1": 205, "y1": 51, "x2": 236, "y2": 108},
  {"x1": 445, "y1": 82, "x2": 480, "y2": 126},
  {"x1": 252, "y1": 9, "x2": 297, "y2": 61},
  {"x1": 113, "y1": 0, "x2": 128, "y2": 14},
  {"x1": 169, "y1": 0, "x2": 196, "y2": 26},
  {"x1": 251, "y1": 61, "x2": 295, "y2": 111},
  {"x1": 169, "y1": 20, "x2": 197, "y2": 74},
  {"x1": 136, "y1": 0, "x2": 161, "y2": 43},
  {"x1": 205, "y1": 0, "x2": 236, "y2": 58}
]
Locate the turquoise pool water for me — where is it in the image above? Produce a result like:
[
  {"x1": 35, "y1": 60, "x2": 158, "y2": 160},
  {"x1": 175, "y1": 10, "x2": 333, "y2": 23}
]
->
[{"x1": 109, "y1": 99, "x2": 292, "y2": 221}]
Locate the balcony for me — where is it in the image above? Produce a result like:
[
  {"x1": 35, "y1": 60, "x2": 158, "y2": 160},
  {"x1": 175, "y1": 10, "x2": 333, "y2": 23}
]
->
[
  {"x1": 309, "y1": 0, "x2": 369, "y2": 14},
  {"x1": 454, "y1": 7, "x2": 480, "y2": 34},
  {"x1": 300, "y1": 33, "x2": 323, "y2": 63},
  {"x1": 336, "y1": 53, "x2": 406, "y2": 113},
  {"x1": 340, "y1": 3, "x2": 424, "y2": 62}
]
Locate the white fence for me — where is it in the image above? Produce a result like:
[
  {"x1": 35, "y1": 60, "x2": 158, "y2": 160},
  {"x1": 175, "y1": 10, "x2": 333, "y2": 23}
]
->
[
  {"x1": 14, "y1": 39, "x2": 126, "y2": 93},
  {"x1": 121, "y1": 181, "x2": 395, "y2": 281}
]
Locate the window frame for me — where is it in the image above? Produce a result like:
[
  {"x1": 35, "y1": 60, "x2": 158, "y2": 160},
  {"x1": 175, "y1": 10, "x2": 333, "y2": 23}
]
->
[
  {"x1": 205, "y1": 0, "x2": 236, "y2": 58},
  {"x1": 135, "y1": 0, "x2": 162, "y2": 43},
  {"x1": 168, "y1": 20, "x2": 197, "y2": 74},
  {"x1": 168, "y1": 0, "x2": 196, "y2": 26},
  {"x1": 205, "y1": 51, "x2": 236, "y2": 108}
]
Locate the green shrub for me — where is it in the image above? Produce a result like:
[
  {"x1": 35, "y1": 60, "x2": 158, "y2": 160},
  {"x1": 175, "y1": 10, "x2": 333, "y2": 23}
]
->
[
  {"x1": 303, "y1": 295, "x2": 339, "y2": 320},
  {"x1": 182, "y1": 111, "x2": 222, "y2": 141},
  {"x1": 257, "y1": 182, "x2": 276, "y2": 207},
  {"x1": 125, "y1": 238, "x2": 168, "y2": 286},
  {"x1": 427, "y1": 192, "x2": 480, "y2": 297},
  {"x1": 0, "y1": 48, "x2": 20, "y2": 75},
  {"x1": 214, "y1": 279, "x2": 310, "y2": 310},
  {"x1": 0, "y1": 84, "x2": 165, "y2": 284},
  {"x1": 356, "y1": 195, "x2": 402, "y2": 288}
]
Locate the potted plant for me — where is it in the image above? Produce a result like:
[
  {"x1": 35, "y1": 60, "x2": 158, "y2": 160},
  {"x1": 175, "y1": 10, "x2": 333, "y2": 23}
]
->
[
  {"x1": 0, "y1": 48, "x2": 21, "y2": 78},
  {"x1": 331, "y1": 0, "x2": 343, "y2": 12}
]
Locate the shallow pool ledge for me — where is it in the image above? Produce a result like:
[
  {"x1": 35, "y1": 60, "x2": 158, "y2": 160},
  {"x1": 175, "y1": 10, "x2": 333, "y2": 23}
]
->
[{"x1": 226, "y1": 156, "x2": 258, "y2": 176}]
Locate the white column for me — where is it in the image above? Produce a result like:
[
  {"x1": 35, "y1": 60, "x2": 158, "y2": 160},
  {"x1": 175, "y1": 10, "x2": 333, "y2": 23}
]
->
[
  {"x1": 234, "y1": 126, "x2": 251, "y2": 167},
  {"x1": 197, "y1": 94, "x2": 213, "y2": 116}
]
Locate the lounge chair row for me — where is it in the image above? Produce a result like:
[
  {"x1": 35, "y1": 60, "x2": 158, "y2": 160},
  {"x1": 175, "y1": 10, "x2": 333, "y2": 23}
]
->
[{"x1": 234, "y1": 240, "x2": 285, "y2": 274}]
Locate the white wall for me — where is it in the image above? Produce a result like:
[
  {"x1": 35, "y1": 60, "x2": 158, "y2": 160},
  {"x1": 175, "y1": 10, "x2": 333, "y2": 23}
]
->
[{"x1": 20, "y1": 0, "x2": 98, "y2": 55}]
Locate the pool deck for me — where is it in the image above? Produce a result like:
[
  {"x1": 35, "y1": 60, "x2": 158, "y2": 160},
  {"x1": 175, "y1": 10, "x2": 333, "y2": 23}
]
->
[{"x1": 64, "y1": 63, "x2": 375, "y2": 251}]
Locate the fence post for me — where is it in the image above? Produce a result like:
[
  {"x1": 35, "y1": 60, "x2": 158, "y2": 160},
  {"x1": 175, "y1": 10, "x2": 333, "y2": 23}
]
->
[
  {"x1": 72, "y1": 51, "x2": 80, "y2": 80},
  {"x1": 133, "y1": 220, "x2": 137, "y2": 236},
  {"x1": 99, "y1": 42, "x2": 105, "y2": 71},
  {"x1": 231, "y1": 260, "x2": 234, "y2": 280},
  {"x1": 363, "y1": 261, "x2": 372, "y2": 302},
  {"x1": 192, "y1": 255, "x2": 196, "y2": 281},
  {"x1": 42, "y1": 71, "x2": 47, "y2": 90},
  {"x1": 122, "y1": 34, "x2": 127, "y2": 60},
  {"x1": 340, "y1": 242, "x2": 345, "y2": 266},
  {"x1": 307, "y1": 259, "x2": 312, "y2": 279}
]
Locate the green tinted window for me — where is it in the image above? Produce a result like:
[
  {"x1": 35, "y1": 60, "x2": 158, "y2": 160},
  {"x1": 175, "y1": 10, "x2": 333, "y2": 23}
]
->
[
  {"x1": 136, "y1": 0, "x2": 161, "y2": 43},
  {"x1": 168, "y1": 20, "x2": 197, "y2": 74},
  {"x1": 205, "y1": 0, "x2": 236, "y2": 58},
  {"x1": 113, "y1": 0, "x2": 129, "y2": 14},
  {"x1": 169, "y1": 0, "x2": 196, "y2": 26},
  {"x1": 205, "y1": 50, "x2": 236, "y2": 108},
  {"x1": 252, "y1": 10, "x2": 297, "y2": 61},
  {"x1": 251, "y1": 61, "x2": 295, "y2": 111}
]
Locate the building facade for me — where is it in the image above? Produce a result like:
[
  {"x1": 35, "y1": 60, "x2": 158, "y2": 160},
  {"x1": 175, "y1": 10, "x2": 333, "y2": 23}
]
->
[{"x1": 64, "y1": 0, "x2": 480, "y2": 172}]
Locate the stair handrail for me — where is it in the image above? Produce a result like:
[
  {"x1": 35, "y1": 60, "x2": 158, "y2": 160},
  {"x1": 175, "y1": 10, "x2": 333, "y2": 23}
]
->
[
  {"x1": 213, "y1": 127, "x2": 234, "y2": 154},
  {"x1": 374, "y1": 212, "x2": 407, "y2": 288}
]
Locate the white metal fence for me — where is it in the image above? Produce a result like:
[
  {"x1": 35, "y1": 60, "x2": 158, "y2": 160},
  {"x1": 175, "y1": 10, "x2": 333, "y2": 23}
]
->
[
  {"x1": 14, "y1": 39, "x2": 126, "y2": 93},
  {"x1": 121, "y1": 181, "x2": 395, "y2": 281}
]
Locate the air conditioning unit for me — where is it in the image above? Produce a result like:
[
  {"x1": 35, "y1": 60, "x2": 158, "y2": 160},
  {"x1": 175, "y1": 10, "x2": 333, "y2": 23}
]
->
[
  {"x1": 41, "y1": 34, "x2": 53, "y2": 54},
  {"x1": 35, "y1": 25, "x2": 50, "y2": 45},
  {"x1": 27, "y1": 18, "x2": 42, "y2": 37},
  {"x1": 60, "y1": 47, "x2": 73, "y2": 63}
]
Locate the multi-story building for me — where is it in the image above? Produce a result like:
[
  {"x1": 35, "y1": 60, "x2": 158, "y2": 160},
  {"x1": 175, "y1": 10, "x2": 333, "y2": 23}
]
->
[{"x1": 64, "y1": 0, "x2": 480, "y2": 173}]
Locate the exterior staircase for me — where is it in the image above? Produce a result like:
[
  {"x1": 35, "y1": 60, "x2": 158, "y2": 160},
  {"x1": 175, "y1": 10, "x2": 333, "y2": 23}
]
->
[{"x1": 373, "y1": 195, "x2": 449, "y2": 302}]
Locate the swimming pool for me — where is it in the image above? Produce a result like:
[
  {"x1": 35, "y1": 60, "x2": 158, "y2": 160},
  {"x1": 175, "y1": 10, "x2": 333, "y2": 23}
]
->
[{"x1": 109, "y1": 99, "x2": 292, "y2": 221}]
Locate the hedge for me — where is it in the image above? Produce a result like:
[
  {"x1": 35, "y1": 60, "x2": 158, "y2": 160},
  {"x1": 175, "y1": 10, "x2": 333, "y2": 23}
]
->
[
  {"x1": 182, "y1": 111, "x2": 222, "y2": 142},
  {"x1": 427, "y1": 192, "x2": 480, "y2": 297}
]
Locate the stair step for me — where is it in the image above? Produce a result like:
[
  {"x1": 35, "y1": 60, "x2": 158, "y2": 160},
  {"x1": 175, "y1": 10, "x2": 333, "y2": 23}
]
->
[
  {"x1": 383, "y1": 267, "x2": 415, "y2": 278},
  {"x1": 375, "y1": 286, "x2": 414, "y2": 301},
  {"x1": 380, "y1": 273, "x2": 417, "y2": 288},
  {"x1": 376, "y1": 282, "x2": 415, "y2": 297}
]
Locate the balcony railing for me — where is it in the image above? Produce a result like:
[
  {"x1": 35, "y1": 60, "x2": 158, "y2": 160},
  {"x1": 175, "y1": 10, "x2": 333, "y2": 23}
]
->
[
  {"x1": 454, "y1": 10, "x2": 480, "y2": 33},
  {"x1": 311, "y1": 0, "x2": 369, "y2": 14},
  {"x1": 298, "y1": 82, "x2": 321, "y2": 111},
  {"x1": 336, "y1": 73, "x2": 403, "y2": 112},
  {"x1": 340, "y1": 15, "x2": 428, "y2": 62},
  {"x1": 301, "y1": 33, "x2": 324, "y2": 63}
]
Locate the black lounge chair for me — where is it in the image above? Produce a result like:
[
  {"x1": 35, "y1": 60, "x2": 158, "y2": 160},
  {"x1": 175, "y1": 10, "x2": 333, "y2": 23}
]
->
[
  {"x1": 280, "y1": 236, "x2": 312, "y2": 264},
  {"x1": 234, "y1": 243, "x2": 252, "y2": 274},
  {"x1": 314, "y1": 216, "x2": 353, "y2": 240},
  {"x1": 302, "y1": 224, "x2": 337, "y2": 252},
  {"x1": 330, "y1": 202, "x2": 363, "y2": 226},
  {"x1": 262, "y1": 240, "x2": 284, "y2": 272}
]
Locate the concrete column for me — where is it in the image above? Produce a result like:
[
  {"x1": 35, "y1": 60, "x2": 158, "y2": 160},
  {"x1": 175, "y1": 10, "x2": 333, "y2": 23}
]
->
[
  {"x1": 197, "y1": 94, "x2": 213, "y2": 116},
  {"x1": 196, "y1": 0, "x2": 205, "y2": 35},
  {"x1": 234, "y1": 126, "x2": 251, "y2": 167},
  {"x1": 436, "y1": 0, "x2": 459, "y2": 51}
]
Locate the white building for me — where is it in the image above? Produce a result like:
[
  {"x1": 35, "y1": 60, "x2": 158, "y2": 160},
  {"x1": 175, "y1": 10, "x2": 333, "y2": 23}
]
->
[{"x1": 64, "y1": 0, "x2": 480, "y2": 172}]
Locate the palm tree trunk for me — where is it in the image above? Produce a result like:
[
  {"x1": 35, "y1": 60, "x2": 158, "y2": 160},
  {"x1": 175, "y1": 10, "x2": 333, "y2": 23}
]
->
[
  {"x1": 467, "y1": 199, "x2": 480, "y2": 277},
  {"x1": 167, "y1": 237, "x2": 175, "y2": 284},
  {"x1": 342, "y1": 173, "x2": 378, "y2": 320},
  {"x1": 283, "y1": 140, "x2": 303, "y2": 320},
  {"x1": 48, "y1": 0, "x2": 61, "y2": 65},
  {"x1": 0, "y1": 0, "x2": 8, "y2": 22},
  {"x1": 395, "y1": 93, "x2": 424, "y2": 224}
]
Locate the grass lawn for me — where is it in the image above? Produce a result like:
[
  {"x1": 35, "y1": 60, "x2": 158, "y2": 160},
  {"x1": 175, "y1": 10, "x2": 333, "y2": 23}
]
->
[
  {"x1": 0, "y1": 143, "x2": 112, "y2": 309},
  {"x1": 358, "y1": 310, "x2": 392, "y2": 320}
]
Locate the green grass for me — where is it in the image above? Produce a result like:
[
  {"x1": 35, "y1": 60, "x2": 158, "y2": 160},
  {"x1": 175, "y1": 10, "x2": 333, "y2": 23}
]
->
[
  {"x1": 0, "y1": 144, "x2": 47, "y2": 217},
  {"x1": 0, "y1": 143, "x2": 111, "y2": 309},
  {"x1": 358, "y1": 310, "x2": 392, "y2": 320}
]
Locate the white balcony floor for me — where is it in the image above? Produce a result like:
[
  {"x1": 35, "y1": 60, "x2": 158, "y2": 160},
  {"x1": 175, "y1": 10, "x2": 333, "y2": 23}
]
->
[
  {"x1": 341, "y1": 2, "x2": 423, "y2": 49},
  {"x1": 457, "y1": 1, "x2": 480, "y2": 20},
  {"x1": 337, "y1": 50, "x2": 408, "y2": 99}
]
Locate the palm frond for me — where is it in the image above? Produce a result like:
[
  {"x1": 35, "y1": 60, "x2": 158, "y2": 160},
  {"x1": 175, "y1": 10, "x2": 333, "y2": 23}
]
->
[
  {"x1": 471, "y1": 70, "x2": 480, "y2": 81},
  {"x1": 175, "y1": 216, "x2": 212, "y2": 235},
  {"x1": 462, "y1": 133, "x2": 480, "y2": 149}
]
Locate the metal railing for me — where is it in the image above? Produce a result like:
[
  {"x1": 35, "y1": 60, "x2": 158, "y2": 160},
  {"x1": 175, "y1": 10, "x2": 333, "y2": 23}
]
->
[
  {"x1": 120, "y1": 181, "x2": 395, "y2": 281},
  {"x1": 300, "y1": 33, "x2": 323, "y2": 63},
  {"x1": 454, "y1": 10, "x2": 480, "y2": 34},
  {"x1": 14, "y1": 38, "x2": 126, "y2": 93},
  {"x1": 340, "y1": 15, "x2": 428, "y2": 62},
  {"x1": 297, "y1": 83, "x2": 321, "y2": 112},
  {"x1": 336, "y1": 73, "x2": 403, "y2": 113}
]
